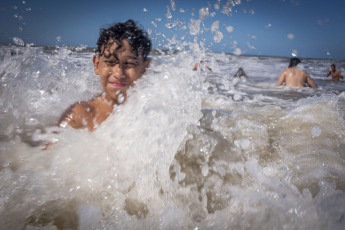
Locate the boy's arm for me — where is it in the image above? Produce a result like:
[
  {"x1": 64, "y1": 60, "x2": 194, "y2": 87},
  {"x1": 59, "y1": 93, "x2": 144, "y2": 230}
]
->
[
  {"x1": 43, "y1": 103, "x2": 87, "y2": 150},
  {"x1": 306, "y1": 73, "x2": 317, "y2": 88},
  {"x1": 325, "y1": 67, "x2": 331, "y2": 77},
  {"x1": 277, "y1": 71, "x2": 286, "y2": 86},
  {"x1": 58, "y1": 103, "x2": 87, "y2": 129}
]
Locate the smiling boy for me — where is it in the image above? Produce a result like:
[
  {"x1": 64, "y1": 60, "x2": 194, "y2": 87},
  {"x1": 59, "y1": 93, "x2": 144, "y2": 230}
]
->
[{"x1": 59, "y1": 20, "x2": 151, "y2": 131}]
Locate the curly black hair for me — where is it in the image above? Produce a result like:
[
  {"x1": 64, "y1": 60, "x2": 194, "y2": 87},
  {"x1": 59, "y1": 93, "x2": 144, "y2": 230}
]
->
[{"x1": 96, "y1": 20, "x2": 151, "y2": 60}]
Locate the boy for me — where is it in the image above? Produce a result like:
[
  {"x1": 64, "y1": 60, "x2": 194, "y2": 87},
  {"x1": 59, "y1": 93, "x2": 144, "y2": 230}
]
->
[{"x1": 59, "y1": 20, "x2": 151, "y2": 131}]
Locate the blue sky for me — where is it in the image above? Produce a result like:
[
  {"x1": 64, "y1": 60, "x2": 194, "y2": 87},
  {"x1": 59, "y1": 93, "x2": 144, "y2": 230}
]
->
[{"x1": 1, "y1": 0, "x2": 345, "y2": 60}]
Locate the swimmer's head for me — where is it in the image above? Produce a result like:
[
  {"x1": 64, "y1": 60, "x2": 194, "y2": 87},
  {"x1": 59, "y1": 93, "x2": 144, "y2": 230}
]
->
[
  {"x1": 289, "y1": 58, "x2": 301, "y2": 68},
  {"x1": 96, "y1": 20, "x2": 151, "y2": 61},
  {"x1": 331, "y1": 64, "x2": 336, "y2": 70}
]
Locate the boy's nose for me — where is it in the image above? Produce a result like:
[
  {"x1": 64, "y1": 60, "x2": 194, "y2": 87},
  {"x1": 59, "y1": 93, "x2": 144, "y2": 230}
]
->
[{"x1": 110, "y1": 64, "x2": 126, "y2": 79}]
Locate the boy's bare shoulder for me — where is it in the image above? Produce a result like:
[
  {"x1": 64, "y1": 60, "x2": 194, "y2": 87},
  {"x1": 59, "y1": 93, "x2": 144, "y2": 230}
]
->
[{"x1": 58, "y1": 100, "x2": 97, "y2": 129}]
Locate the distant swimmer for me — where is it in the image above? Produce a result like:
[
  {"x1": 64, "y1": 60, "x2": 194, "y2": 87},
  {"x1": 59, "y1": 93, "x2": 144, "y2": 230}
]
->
[
  {"x1": 233, "y1": 67, "x2": 248, "y2": 78},
  {"x1": 277, "y1": 58, "x2": 317, "y2": 88},
  {"x1": 193, "y1": 60, "x2": 212, "y2": 72},
  {"x1": 325, "y1": 64, "x2": 343, "y2": 81}
]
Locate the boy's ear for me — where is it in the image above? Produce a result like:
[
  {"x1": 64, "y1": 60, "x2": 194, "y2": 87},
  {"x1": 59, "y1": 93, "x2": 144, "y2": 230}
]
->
[
  {"x1": 93, "y1": 54, "x2": 100, "y2": 75},
  {"x1": 142, "y1": 58, "x2": 151, "y2": 73}
]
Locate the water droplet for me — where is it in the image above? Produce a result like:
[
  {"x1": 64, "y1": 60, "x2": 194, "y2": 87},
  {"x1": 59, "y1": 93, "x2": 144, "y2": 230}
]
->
[
  {"x1": 201, "y1": 165, "x2": 209, "y2": 176},
  {"x1": 221, "y1": 6, "x2": 232, "y2": 17},
  {"x1": 233, "y1": 93, "x2": 241, "y2": 101},
  {"x1": 151, "y1": 21, "x2": 157, "y2": 27},
  {"x1": 213, "y1": 31, "x2": 223, "y2": 43},
  {"x1": 165, "y1": 21, "x2": 182, "y2": 29},
  {"x1": 287, "y1": 33, "x2": 294, "y2": 40},
  {"x1": 291, "y1": 50, "x2": 298, "y2": 57},
  {"x1": 247, "y1": 42, "x2": 255, "y2": 49},
  {"x1": 234, "y1": 0, "x2": 242, "y2": 5},
  {"x1": 165, "y1": 6, "x2": 172, "y2": 19},
  {"x1": 12, "y1": 37, "x2": 24, "y2": 46},
  {"x1": 233, "y1": 48, "x2": 242, "y2": 55},
  {"x1": 240, "y1": 139, "x2": 251, "y2": 150},
  {"x1": 226, "y1": 26, "x2": 234, "y2": 33},
  {"x1": 170, "y1": 0, "x2": 176, "y2": 11},
  {"x1": 143, "y1": 8, "x2": 148, "y2": 12},
  {"x1": 199, "y1": 7, "x2": 209, "y2": 20},
  {"x1": 56, "y1": 36, "x2": 62, "y2": 42},
  {"x1": 311, "y1": 126, "x2": 321, "y2": 137},
  {"x1": 214, "y1": 2, "x2": 220, "y2": 10},
  {"x1": 117, "y1": 94, "x2": 125, "y2": 104},
  {"x1": 211, "y1": 20, "x2": 220, "y2": 33}
]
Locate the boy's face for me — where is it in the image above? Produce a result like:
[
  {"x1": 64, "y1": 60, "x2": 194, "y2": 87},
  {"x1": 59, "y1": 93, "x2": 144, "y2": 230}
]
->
[{"x1": 93, "y1": 39, "x2": 150, "y2": 103}]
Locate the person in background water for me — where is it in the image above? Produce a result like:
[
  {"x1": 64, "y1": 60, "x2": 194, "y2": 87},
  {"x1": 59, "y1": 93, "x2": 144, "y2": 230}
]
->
[
  {"x1": 325, "y1": 64, "x2": 343, "y2": 81},
  {"x1": 233, "y1": 67, "x2": 248, "y2": 78},
  {"x1": 193, "y1": 60, "x2": 212, "y2": 72},
  {"x1": 277, "y1": 57, "x2": 317, "y2": 88},
  {"x1": 58, "y1": 20, "x2": 151, "y2": 131}
]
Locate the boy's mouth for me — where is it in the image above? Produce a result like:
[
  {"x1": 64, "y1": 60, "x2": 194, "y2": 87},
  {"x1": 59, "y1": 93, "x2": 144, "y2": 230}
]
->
[{"x1": 109, "y1": 82, "x2": 128, "y2": 88}]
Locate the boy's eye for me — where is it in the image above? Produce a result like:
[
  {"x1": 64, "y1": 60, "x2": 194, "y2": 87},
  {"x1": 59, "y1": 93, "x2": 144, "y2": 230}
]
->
[
  {"x1": 105, "y1": 60, "x2": 118, "y2": 66},
  {"x1": 125, "y1": 62, "x2": 139, "y2": 68}
]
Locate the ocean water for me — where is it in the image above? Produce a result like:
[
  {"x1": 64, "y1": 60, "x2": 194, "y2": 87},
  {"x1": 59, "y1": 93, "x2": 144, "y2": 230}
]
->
[{"x1": 0, "y1": 44, "x2": 345, "y2": 230}]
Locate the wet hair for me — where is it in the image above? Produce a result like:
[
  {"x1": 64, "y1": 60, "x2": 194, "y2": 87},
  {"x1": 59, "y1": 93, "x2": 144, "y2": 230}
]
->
[
  {"x1": 288, "y1": 58, "x2": 301, "y2": 68},
  {"x1": 331, "y1": 64, "x2": 336, "y2": 69},
  {"x1": 96, "y1": 20, "x2": 151, "y2": 60}
]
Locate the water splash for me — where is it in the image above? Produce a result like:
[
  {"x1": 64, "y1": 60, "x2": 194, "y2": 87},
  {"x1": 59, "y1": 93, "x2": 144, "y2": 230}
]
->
[{"x1": 189, "y1": 19, "x2": 201, "y2": 35}]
